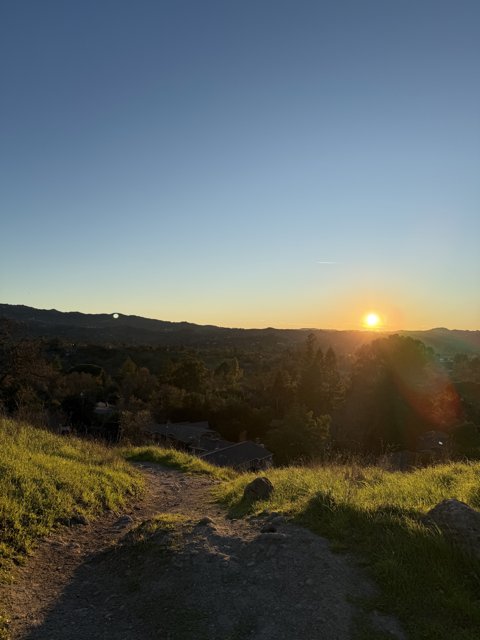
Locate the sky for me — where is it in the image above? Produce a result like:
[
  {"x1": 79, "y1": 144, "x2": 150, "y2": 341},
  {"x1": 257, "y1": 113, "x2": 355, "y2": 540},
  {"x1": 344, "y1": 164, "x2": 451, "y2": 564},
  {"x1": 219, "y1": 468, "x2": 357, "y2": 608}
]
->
[{"x1": 1, "y1": 0, "x2": 479, "y2": 330}]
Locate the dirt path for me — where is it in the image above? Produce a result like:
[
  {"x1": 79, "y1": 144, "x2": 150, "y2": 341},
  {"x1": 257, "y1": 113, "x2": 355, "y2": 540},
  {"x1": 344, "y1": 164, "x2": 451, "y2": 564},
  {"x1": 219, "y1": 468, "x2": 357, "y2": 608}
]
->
[{"x1": 1, "y1": 464, "x2": 406, "y2": 640}]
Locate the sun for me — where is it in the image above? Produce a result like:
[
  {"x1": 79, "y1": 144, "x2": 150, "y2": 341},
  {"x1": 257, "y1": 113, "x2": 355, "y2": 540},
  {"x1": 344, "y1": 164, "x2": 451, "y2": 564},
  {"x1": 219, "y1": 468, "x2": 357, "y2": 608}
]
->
[{"x1": 363, "y1": 312, "x2": 381, "y2": 329}]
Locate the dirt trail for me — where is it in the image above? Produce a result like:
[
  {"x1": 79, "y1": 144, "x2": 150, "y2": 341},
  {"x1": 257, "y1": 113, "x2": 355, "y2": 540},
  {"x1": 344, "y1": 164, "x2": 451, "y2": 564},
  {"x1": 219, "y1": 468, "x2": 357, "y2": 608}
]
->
[{"x1": 1, "y1": 464, "x2": 406, "y2": 640}]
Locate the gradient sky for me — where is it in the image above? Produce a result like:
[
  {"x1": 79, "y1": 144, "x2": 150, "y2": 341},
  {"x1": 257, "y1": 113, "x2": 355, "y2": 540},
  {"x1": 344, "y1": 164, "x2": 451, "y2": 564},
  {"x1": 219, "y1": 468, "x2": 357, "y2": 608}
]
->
[{"x1": 1, "y1": 0, "x2": 479, "y2": 330}]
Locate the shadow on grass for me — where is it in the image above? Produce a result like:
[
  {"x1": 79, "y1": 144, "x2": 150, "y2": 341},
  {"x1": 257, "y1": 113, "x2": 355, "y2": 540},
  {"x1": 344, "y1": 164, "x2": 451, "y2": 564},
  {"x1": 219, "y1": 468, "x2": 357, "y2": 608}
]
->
[{"x1": 293, "y1": 491, "x2": 480, "y2": 640}]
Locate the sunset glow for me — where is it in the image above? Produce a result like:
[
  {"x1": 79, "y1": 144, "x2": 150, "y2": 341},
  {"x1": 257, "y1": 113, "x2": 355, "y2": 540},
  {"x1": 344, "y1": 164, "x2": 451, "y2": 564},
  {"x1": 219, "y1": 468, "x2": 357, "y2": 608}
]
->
[
  {"x1": 1, "y1": 2, "x2": 479, "y2": 331},
  {"x1": 364, "y1": 312, "x2": 381, "y2": 329}
]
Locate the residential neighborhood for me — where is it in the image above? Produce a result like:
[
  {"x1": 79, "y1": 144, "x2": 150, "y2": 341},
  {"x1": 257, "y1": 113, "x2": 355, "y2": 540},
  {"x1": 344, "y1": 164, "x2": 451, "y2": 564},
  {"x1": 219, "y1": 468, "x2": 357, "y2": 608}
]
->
[{"x1": 145, "y1": 421, "x2": 273, "y2": 471}]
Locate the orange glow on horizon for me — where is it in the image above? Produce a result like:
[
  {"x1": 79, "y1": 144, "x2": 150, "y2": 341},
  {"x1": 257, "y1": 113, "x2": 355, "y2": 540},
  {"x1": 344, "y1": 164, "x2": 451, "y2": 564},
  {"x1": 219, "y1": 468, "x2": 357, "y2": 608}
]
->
[{"x1": 362, "y1": 311, "x2": 382, "y2": 330}]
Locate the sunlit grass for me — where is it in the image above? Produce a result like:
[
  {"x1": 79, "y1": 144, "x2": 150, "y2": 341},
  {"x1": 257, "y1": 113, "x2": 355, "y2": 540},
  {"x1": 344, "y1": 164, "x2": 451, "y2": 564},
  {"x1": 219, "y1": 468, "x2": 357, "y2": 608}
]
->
[
  {"x1": 122, "y1": 445, "x2": 237, "y2": 481},
  {"x1": 124, "y1": 512, "x2": 192, "y2": 549},
  {"x1": 216, "y1": 461, "x2": 480, "y2": 640},
  {"x1": 3, "y1": 422, "x2": 480, "y2": 640},
  {"x1": 0, "y1": 418, "x2": 143, "y2": 569}
]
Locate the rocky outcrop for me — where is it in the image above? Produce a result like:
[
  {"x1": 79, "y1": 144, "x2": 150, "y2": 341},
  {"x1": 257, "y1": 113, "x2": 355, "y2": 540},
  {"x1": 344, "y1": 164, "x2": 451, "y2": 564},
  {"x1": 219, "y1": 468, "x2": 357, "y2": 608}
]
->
[
  {"x1": 243, "y1": 477, "x2": 274, "y2": 501},
  {"x1": 425, "y1": 499, "x2": 480, "y2": 560}
]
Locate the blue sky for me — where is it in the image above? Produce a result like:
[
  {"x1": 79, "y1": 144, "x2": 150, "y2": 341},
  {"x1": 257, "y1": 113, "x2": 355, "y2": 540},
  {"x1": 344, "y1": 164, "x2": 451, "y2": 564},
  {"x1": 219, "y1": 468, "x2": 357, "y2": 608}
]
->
[{"x1": 1, "y1": 0, "x2": 479, "y2": 329}]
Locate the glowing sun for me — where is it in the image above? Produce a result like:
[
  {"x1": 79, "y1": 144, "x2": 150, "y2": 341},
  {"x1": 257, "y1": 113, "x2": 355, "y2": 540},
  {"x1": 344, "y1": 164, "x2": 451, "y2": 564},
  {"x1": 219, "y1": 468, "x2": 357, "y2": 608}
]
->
[{"x1": 363, "y1": 312, "x2": 381, "y2": 329}]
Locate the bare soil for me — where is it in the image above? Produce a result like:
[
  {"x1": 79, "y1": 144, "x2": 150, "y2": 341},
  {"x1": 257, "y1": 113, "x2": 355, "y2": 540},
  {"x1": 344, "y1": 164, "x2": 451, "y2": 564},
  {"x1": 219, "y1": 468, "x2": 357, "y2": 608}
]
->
[{"x1": 1, "y1": 464, "x2": 406, "y2": 639}]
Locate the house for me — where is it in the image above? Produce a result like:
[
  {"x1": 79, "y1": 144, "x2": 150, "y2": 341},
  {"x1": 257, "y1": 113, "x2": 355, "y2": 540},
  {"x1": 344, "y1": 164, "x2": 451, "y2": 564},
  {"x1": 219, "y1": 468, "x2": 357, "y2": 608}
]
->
[
  {"x1": 416, "y1": 430, "x2": 450, "y2": 462},
  {"x1": 200, "y1": 441, "x2": 273, "y2": 471},
  {"x1": 379, "y1": 431, "x2": 451, "y2": 470},
  {"x1": 93, "y1": 402, "x2": 116, "y2": 417},
  {"x1": 417, "y1": 430, "x2": 449, "y2": 452},
  {"x1": 145, "y1": 421, "x2": 274, "y2": 469},
  {"x1": 145, "y1": 421, "x2": 229, "y2": 454}
]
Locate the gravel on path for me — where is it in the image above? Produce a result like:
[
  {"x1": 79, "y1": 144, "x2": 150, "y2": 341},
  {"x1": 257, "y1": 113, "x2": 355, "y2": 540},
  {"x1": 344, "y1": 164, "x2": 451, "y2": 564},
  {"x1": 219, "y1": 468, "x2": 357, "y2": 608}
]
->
[{"x1": 1, "y1": 463, "x2": 406, "y2": 640}]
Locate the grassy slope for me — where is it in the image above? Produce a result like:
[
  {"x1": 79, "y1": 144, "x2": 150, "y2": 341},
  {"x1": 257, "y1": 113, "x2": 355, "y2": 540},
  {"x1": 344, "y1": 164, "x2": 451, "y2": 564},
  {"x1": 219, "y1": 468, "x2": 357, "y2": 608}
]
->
[
  {"x1": 0, "y1": 419, "x2": 143, "y2": 573},
  {"x1": 122, "y1": 446, "x2": 237, "y2": 481},
  {"x1": 216, "y1": 462, "x2": 480, "y2": 640},
  {"x1": 3, "y1": 427, "x2": 480, "y2": 640}
]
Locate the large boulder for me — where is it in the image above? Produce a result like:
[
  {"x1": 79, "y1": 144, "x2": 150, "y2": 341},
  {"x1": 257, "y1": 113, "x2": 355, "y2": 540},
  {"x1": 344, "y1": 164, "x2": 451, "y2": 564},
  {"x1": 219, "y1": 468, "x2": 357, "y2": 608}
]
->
[
  {"x1": 243, "y1": 477, "x2": 274, "y2": 501},
  {"x1": 425, "y1": 499, "x2": 480, "y2": 561}
]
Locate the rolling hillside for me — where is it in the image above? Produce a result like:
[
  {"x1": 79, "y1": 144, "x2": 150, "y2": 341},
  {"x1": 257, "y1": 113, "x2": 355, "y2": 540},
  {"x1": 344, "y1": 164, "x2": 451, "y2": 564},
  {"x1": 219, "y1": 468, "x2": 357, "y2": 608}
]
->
[{"x1": 2, "y1": 303, "x2": 479, "y2": 355}]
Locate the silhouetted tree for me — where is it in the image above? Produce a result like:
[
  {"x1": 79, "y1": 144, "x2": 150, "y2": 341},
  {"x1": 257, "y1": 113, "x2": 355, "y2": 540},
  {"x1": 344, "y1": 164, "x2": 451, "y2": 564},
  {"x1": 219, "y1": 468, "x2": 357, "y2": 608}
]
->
[
  {"x1": 266, "y1": 405, "x2": 330, "y2": 464},
  {"x1": 336, "y1": 335, "x2": 455, "y2": 453}
]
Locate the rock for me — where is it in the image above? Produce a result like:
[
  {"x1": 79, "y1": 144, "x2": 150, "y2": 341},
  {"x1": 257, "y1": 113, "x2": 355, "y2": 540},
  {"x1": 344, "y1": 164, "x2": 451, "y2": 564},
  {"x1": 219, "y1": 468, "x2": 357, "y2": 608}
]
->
[
  {"x1": 256, "y1": 532, "x2": 289, "y2": 543},
  {"x1": 243, "y1": 477, "x2": 274, "y2": 501},
  {"x1": 425, "y1": 499, "x2": 480, "y2": 560},
  {"x1": 196, "y1": 516, "x2": 215, "y2": 527},
  {"x1": 61, "y1": 513, "x2": 88, "y2": 526},
  {"x1": 261, "y1": 524, "x2": 277, "y2": 533},
  {"x1": 266, "y1": 511, "x2": 283, "y2": 519},
  {"x1": 115, "y1": 515, "x2": 134, "y2": 528}
]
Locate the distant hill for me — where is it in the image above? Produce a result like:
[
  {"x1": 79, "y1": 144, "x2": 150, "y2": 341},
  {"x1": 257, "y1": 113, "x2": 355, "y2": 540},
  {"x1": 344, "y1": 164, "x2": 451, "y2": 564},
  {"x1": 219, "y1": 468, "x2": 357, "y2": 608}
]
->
[
  {"x1": 1, "y1": 304, "x2": 479, "y2": 355},
  {"x1": 399, "y1": 328, "x2": 480, "y2": 357}
]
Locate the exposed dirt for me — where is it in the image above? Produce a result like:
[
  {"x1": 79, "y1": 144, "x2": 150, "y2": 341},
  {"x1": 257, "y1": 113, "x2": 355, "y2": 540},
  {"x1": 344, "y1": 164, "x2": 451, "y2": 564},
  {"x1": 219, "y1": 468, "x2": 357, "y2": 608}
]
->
[{"x1": 1, "y1": 464, "x2": 406, "y2": 639}]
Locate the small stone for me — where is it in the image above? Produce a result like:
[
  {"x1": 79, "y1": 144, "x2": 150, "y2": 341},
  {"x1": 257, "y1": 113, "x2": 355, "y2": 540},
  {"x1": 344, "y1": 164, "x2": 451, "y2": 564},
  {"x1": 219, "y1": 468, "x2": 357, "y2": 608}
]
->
[
  {"x1": 256, "y1": 532, "x2": 289, "y2": 543},
  {"x1": 69, "y1": 513, "x2": 89, "y2": 526},
  {"x1": 261, "y1": 524, "x2": 277, "y2": 533},
  {"x1": 115, "y1": 515, "x2": 134, "y2": 528}
]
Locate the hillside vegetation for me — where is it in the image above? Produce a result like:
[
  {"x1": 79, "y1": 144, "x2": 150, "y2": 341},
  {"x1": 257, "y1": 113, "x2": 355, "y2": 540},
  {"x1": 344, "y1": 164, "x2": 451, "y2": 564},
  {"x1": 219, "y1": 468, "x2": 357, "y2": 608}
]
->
[
  {"x1": 2, "y1": 304, "x2": 480, "y2": 354},
  {"x1": 0, "y1": 419, "x2": 143, "y2": 575},
  {"x1": 3, "y1": 423, "x2": 480, "y2": 640},
  {"x1": 123, "y1": 446, "x2": 236, "y2": 481},
  {"x1": 217, "y1": 460, "x2": 480, "y2": 640}
]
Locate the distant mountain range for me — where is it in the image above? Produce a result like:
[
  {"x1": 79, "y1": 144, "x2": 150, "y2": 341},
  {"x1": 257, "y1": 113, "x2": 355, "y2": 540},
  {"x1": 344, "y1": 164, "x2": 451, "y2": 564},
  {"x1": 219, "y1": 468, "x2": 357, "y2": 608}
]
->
[{"x1": 1, "y1": 304, "x2": 479, "y2": 355}]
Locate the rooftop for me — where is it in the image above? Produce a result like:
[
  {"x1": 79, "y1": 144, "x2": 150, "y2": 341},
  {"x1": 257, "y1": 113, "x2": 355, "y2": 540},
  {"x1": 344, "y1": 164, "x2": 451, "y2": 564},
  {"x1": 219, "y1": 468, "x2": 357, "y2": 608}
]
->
[
  {"x1": 145, "y1": 421, "x2": 214, "y2": 445},
  {"x1": 200, "y1": 441, "x2": 272, "y2": 467}
]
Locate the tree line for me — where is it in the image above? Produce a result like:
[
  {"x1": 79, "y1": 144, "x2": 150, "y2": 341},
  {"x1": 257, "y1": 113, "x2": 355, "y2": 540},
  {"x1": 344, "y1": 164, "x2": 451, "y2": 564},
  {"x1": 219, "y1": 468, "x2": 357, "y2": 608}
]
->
[{"x1": 1, "y1": 318, "x2": 479, "y2": 463}]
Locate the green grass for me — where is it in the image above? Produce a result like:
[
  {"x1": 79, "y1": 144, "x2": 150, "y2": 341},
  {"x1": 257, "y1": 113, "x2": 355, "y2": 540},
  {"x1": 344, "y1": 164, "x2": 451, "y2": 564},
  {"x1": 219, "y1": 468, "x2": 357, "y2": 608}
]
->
[
  {"x1": 0, "y1": 418, "x2": 143, "y2": 571},
  {"x1": 125, "y1": 512, "x2": 191, "y2": 545},
  {"x1": 4, "y1": 425, "x2": 480, "y2": 639},
  {"x1": 216, "y1": 461, "x2": 480, "y2": 640},
  {"x1": 122, "y1": 445, "x2": 237, "y2": 481}
]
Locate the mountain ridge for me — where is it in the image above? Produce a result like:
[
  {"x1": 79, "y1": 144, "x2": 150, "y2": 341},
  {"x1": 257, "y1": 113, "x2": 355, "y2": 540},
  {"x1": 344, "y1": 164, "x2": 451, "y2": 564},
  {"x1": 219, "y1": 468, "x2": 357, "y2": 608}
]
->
[{"x1": 1, "y1": 303, "x2": 479, "y2": 354}]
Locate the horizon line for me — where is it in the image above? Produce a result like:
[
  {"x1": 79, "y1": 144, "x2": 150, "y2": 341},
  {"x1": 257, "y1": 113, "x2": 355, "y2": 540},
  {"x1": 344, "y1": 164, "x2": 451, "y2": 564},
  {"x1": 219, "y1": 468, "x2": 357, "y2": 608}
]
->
[{"x1": 1, "y1": 301, "x2": 477, "y2": 333}]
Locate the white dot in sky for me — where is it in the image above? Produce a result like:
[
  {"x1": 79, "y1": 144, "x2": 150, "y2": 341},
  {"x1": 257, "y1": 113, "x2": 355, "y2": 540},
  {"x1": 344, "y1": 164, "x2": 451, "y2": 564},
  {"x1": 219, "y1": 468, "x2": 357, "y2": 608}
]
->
[{"x1": 113, "y1": 313, "x2": 119, "y2": 319}]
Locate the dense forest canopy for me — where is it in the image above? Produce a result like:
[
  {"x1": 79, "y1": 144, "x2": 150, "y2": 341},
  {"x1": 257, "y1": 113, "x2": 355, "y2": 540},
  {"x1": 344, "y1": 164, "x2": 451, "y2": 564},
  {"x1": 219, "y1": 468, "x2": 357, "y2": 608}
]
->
[{"x1": 1, "y1": 311, "x2": 480, "y2": 463}]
